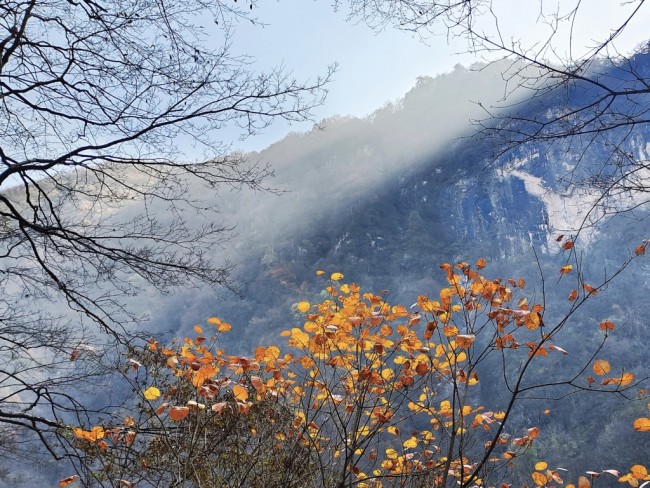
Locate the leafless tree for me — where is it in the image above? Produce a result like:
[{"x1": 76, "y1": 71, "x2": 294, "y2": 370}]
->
[
  {"x1": 337, "y1": 0, "x2": 650, "y2": 230},
  {"x1": 0, "y1": 0, "x2": 331, "y2": 464}
]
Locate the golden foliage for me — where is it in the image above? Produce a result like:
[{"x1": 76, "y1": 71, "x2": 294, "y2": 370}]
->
[{"x1": 67, "y1": 261, "x2": 647, "y2": 488}]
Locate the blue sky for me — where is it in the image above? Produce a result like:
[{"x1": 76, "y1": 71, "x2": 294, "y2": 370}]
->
[{"x1": 220, "y1": 0, "x2": 650, "y2": 152}]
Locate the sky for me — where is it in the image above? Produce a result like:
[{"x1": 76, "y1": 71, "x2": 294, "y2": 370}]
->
[{"x1": 221, "y1": 0, "x2": 650, "y2": 152}]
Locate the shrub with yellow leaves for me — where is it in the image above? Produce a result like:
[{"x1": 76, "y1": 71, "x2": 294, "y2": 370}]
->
[{"x1": 64, "y1": 257, "x2": 647, "y2": 488}]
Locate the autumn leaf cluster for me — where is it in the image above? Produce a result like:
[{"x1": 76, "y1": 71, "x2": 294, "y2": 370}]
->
[{"x1": 65, "y1": 259, "x2": 648, "y2": 487}]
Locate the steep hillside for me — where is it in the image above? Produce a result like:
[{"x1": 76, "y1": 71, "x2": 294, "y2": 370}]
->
[{"x1": 2, "y1": 58, "x2": 648, "y2": 484}]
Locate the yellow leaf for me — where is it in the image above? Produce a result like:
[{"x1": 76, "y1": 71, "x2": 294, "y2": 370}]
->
[
  {"x1": 330, "y1": 272, "x2": 344, "y2": 281},
  {"x1": 593, "y1": 359, "x2": 611, "y2": 376},
  {"x1": 296, "y1": 301, "x2": 311, "y2": 313},
  {"x1": 633, "y1": 418, "x2": 650, "y2": 432},
  {"x1": 403, "y1": 436, "x2": 418, "y2": 449},
  {"x1": 560, "y1": 264, "x2": 573, "y2": 275},
  {"x1": 233, "y1": 384, "x2": 249, "y2": 401},
  {"x1": 385, "y1": 448, "x2": 398, "y2": 459},
  {"x1": 578, "y1": 475, "x2": 591, "y2": 488},
  {"x1": 532, "y1": 472, "x2": 547, "y2": 486},
  {"x1": 207, "y1": 317, "x2": 222, "y2": 325},
  {"x1": 356, "y1": 426, "x2": 370, "y2": 438},
  {"x1": 264, "y1": 345, "x2": 281, "y2": 361},
  {"x1": 193, "y1": 325, "x2": 203, "y2": 334},
  {"x1": 288, "y1": 328, "x2": 310, "y2": 348},
  {"x1": 316, "y1": 270, "x2": 325, "y2": 276},
  {"x1": 143, "y1": 386, "x2": 161, "y2": 401},
  {"x1": 443, "y1": 325, "x2": 459, "y2": 337},
  {"x1": 535, "y1": 461, "x2": 548, "y2": 471},
  {"x1": 218, "y1": 322, "x2": 232, "y2": 333},
  {"x1": 387, "y1": 426, "x2": 400, "y2": 435}
]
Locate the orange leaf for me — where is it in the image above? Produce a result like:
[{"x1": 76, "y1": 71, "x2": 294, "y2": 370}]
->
[
  {"x1": 568, "y1": 289, "x2": 578, "y2": 301},
  {"x1": 415, "y1": 362, "x2": 429, "y2": 375},
  {"x1": 599, "y1": 321, "x2": 615, "y2": 331},
  {"x1": 73, "y1": 426, "x2": 105, "y2": 442},
  {"x1": 232, "y1": 384, "x2": 249, "y2": 401},
  {"x1": 212, "y1": 402, "x2": 227, "y2": 414},
  {"x1": 635, "y1": 243, "x2": 647, "y2": 255},
  {"x1": 633, "y1": 418, "x2": 650, "y2": 432},
  {"x1": 456, "y1": 334, "x2": 475, "y2": 348},
  {"x1": 218, "y1": 322, "x2": 232, "y2": 333},
  {"x1": 616, "y1": 372, "x2": 635, "y2": 387},
  {"x1": 550, "y1": 471, "x2": 564, "y2": 483},
  {"x1": 592, "y1": 359, "x2": 611, "y2": 376},
  {"x1": 583, "y1": 283, "x2": 598, "y2": 295},
  {"x1": 250, "y1": 376, "x2": 265, "y2": 394},
  {"x1": 168, "y1": 406, "x2": 190, "y2": 421},
  {"x1": 562, "y1": 240, "x2": 575, "y2": 250},
  {"x1": 59, "y1": 476, "x2": 79, "y2": 487},
  {"x1": 476, "y1": 258, "x2": 487, "y2": 269},
  {"x1": 524, "y1": 312, "x2": 541, "y2": 330},
  {"x1": 528, "y1": 426, "x2": 540, "y2": 439},
  {"x1": 630, "y1": 465, "x2": 648, "y2": 479},
  {"x1": 532, "y1": 472, "x2": 547, "y2": 486},
  {"x1": 207, "y1": 317, "x2": 222, "y2": 326}
]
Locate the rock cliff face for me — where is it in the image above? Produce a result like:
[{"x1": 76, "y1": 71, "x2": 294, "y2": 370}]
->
[{"x1": 183, "y1": 58, "x2": 649, "y2": 350}]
